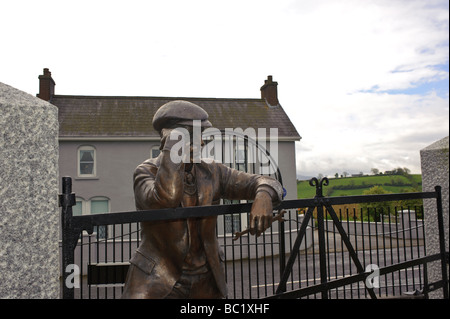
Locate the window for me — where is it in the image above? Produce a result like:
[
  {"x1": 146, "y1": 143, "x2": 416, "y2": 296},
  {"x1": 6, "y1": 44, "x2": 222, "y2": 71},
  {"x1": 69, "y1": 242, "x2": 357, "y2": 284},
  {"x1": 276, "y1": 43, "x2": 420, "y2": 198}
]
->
[
  {"x1": 74, "y1": 196, "x2": 110, "y2": 239},
  {"x1": 73, "y1": 198, "x2": 85, "y2": 216},
  {"x1": 90, "y1": 197, "x2": 109, "y2": 239},
  {"x1": 222, "y1": 199, "x2": 248, "y2": 235},
  {"x1": 150, "y1": 146, "x2": 161, "y2": 159},
  {"x1": 78, "y1": 146, "x2": 96, "y2": 177},
  {"x1": 224, "y1": 214, "x2": 242, "y2": 234}
]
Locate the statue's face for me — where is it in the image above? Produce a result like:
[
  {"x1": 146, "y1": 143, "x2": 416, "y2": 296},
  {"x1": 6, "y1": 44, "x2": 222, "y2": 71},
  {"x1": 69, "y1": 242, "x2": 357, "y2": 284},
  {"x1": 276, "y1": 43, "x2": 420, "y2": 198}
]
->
[
  {"x1": 167, "y1": 124, "x2": 205, "y2": 164},
  {"x1": 182, "y1": 125, "x2": 205, "y2": 164}
]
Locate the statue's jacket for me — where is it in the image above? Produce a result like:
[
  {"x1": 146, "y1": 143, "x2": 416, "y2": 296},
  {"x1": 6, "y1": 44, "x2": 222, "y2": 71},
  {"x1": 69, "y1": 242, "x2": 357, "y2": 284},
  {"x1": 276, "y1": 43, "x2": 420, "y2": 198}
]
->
[{"x1": 122, "y1": 152, "x2": 283, "y2": 298}]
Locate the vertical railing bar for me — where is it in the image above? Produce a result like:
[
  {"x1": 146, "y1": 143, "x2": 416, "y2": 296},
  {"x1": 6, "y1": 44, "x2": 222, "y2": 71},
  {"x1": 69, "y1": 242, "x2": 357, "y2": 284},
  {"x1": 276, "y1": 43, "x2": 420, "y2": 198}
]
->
[
  {"x1": 309, "y1": 211, "x2": 315, "y2": 299},
  {"x1": 368, "y1": 207, "x2": 373, "y2": 268},
  {"x1": 137, "y1": 222, "x2": 140, "y2": 247},
  {"x1": 232, "y1": 213, "x2": 238, "y2": 299},
  {"x1": 361, "y1": 207, "x2": 366, "y2": 298},
  {"x1": 128, "y1": 223, "x2": 132, "y2": 266},
  {"x1": 232, "y1": 215, "x2": 236, "y2": 300},
  {"x1": 414, "y1": 206, "x2": 423, "y2": 289},
  {"x1": 239, "y1": 226, "x2": 244, "y2": 299},
  {"x1": 416, "y1": 206, "x2": 422, "y2": 287},
  {"x1": 269, "y1": 215, "x2": 276, "y2": 296},
  {"x1": 296, "y1": 209, "x2": 302, "y2": 292},
  {"x1": 331, "y1": 207, "x2": 338, "y2": 298},
  {"x1": 338, "y1": 208, "x2": 344, "y2": 299},
  {"x1": 303, "y1": 211, "x2": 310, "y2": 298},
  {"x1": 368, "y1": 206, "x2": 374, "y2": 297},
  {"x1": 316, "y1": 202, "x2": 328, "y2": 299},
  {"x1": 400, "y1": 206, "x2": 409, "y2": 292},
  {"x1": 325, "y1": 207, "x2": 332, "y2": 298},
  {"x1": 104, "y1": 224, "x2": 108, "y2": 299},
  {"x1": 388, "y1": 207, "x2": 395, "y2": 296},
  {"x1": 237, "y1": 215, "x2": 242, "y2": 299},
  {"x1": 247, "y1": 211, "x2": 252, "y2": 299},
  {"x1": 113, "y1": 223, "x2": 116, "y2": 299},
  {"x1": 254, "y1": 229, "x2": 260, "y2": 298},
  {"x1": 434, "y1": 186, "x2": 449, "y2": 299},
  {"x1": 262, "y1": 229, "x2": 268, "y2": 297},
  {"x1": 223, "y1": 214, "x2": 229, "y2": 298},
  {"x1": 88, "y1": 231, "x2": 92, "y2": 299},
  {"x1": 120, "y1": 223, "x2": 124, "y2": 295},
  {"x1": 278, "y1": 212, "x2": 286, "y2": 292},
  {"x1": 381, "y1": 209, "x2": 388, "y2": 297},
  {"x1": 408, "y1": 207, "x2": 416, "y2": 290},
  {"x1": 287, "y1": 210, "x2": 294, "y2": 291},
  {"x1": 345, "y1": 208, "x2": 351, "y2": 299},
  {"x1": 352, "y1": 208, "x2": 360, "y2": 299},
  {"x1": 97, "y1": 227, "x2": 101, "y2": 298},
  {"x1": 223, "y1": 214, "x2": 228, "y2": 298},
  {"x1": 60, "y1": 176, "x2": 77, "y2": 299},
  {"x1": 219, "y1": 216, "x2": 224, "y2": 295},
  {"x1": 325, "y1": 207, "x2": 333, "y2": 297},
  {"x1": 394, "y1": 207, "x2": 402, "y2": 295},
  {"x1": 79, "y1": 232, "x2": 83, "y2": 299},
  {"x1": 421, "y1": 203, "x2": 429, "y2": 299},
  {"x1": 374, "y1": 207, "x2": 381, "y2": 297}
]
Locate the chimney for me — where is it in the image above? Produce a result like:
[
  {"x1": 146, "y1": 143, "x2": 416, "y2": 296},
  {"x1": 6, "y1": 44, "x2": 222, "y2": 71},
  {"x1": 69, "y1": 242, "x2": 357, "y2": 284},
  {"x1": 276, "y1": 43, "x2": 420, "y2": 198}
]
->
[
  {"x1": 260, "y1": 75, "x2": 279, "y2": 107},
  {"x1": 37, "y1": 68, "x2": 55, "y2": 101}
]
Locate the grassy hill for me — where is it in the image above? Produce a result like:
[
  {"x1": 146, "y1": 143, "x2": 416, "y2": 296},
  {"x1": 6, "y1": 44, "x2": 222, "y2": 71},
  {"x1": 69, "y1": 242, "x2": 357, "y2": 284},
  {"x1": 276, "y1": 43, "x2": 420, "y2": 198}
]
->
[{"x1": 297, "y1": 174, "x2": 422, "y2": 199}]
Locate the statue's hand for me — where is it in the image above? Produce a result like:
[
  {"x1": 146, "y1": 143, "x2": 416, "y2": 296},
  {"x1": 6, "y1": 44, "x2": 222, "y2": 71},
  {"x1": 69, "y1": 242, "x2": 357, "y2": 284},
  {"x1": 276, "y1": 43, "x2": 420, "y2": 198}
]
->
[
  {"x1": 160, "y1": 127, "x2": 190, "y2": 150},
  {"x1": 249, "y1": 191, "x2": 273, "y2": 237},
  {"x1": 160, "y1": 128, "x2": 178, "y2": 150}
]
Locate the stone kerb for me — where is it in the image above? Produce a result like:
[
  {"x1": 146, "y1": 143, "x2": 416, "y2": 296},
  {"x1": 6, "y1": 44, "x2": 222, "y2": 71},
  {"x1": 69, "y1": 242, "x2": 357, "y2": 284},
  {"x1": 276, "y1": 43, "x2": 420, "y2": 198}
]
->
[
  {"x1": 0, "y1": 82, "x2": 59, "y2": 298},
  {"x1": 420, "y1": 136, "x2": 449, "y2": 299}
]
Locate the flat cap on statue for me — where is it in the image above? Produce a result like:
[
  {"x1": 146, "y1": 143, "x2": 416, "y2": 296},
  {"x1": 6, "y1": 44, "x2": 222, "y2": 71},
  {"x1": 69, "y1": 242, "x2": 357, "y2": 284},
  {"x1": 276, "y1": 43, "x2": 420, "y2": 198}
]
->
[{"x1": 152, "y1": 100, "x2": 212, "y2": 132}]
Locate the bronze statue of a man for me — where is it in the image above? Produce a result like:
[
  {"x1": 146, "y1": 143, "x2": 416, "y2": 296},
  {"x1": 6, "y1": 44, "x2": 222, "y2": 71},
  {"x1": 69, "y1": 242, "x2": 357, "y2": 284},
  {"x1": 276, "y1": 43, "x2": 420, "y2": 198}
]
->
[{"x1": 122, "y1": 100, "x2": 283, "y2": 299}]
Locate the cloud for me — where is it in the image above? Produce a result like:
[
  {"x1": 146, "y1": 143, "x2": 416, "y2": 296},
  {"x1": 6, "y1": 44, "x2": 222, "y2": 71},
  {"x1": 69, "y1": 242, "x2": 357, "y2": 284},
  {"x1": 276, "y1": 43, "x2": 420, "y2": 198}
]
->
[
  {"x1": 295, "y1": 90, "x2": 449, "y2": 177},
  {"x1": 272, "y1": 0, "x2": 449, "y2": 178},
  {"x1": 0, "y1": 0, "x2": 448, "y2": 181}
]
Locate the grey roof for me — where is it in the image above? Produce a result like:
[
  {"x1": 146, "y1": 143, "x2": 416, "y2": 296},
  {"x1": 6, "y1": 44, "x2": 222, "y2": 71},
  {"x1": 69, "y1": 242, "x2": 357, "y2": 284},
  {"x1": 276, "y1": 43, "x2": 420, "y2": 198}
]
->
[{"x1": 52, "y1": 95, "x2": 301, "y2": 140}]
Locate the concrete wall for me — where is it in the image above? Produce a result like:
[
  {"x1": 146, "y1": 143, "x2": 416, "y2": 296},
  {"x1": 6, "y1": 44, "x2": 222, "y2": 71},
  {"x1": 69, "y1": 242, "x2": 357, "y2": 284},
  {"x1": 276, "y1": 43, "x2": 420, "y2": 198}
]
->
[
  {"x1": 0, "y1": 83, "x2": 59, "y2": 298},
  {"x1": 420, "y1": 136, "x2": 449, "y2": 299}
]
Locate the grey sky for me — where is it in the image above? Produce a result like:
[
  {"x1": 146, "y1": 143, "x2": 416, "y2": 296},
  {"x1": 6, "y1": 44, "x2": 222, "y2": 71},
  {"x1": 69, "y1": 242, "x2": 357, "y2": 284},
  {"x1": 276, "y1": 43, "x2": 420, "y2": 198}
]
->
[{"x1": 1, "y1": 0, "x2": 448, "y2": 178}]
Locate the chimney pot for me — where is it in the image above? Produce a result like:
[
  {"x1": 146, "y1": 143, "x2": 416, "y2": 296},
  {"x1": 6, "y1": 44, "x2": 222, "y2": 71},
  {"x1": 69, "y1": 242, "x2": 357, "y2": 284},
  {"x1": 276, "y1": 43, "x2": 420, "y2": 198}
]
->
[
  {"x1": 260, "y1": 75, "x2": 279, "y2": 107},
  {"x1": 37, "y1": 68, "x2": 55, "y2": 102}
]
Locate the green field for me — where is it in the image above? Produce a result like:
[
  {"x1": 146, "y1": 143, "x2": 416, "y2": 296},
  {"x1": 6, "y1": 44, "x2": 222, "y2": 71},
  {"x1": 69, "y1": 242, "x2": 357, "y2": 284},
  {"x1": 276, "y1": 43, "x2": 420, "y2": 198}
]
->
[{"x1": 297, "y1": 174, "x2": 422, "y2": 199}]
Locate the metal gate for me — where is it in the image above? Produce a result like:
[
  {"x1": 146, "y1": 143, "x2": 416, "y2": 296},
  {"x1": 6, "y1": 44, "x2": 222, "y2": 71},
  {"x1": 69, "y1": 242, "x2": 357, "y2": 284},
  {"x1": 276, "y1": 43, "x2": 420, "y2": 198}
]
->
[{"x1": 59, "y1": 176, "x2": 448, "y2": 299}]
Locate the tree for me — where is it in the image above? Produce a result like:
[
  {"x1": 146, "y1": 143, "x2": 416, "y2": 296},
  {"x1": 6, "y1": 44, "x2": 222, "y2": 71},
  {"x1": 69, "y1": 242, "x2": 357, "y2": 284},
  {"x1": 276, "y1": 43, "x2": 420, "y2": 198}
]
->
[
  {"x1": 391, "y1": 167, "x2": 410, "y2": 176},
  {"x1": 335, "y1": 173, "x2": 339, "y2": 179},
  {"x1": 359, "y1": 186, "x2": 393, "y2": 222},
  {"x1": 343, "y1": 171, "x2": 349, "y2": 178},
  {"x1": 371, "y1": 168, "x2": 379, "y2": 175},
  {"x1": 396, "y1": 187, "x2": 423, "y2": 214}
]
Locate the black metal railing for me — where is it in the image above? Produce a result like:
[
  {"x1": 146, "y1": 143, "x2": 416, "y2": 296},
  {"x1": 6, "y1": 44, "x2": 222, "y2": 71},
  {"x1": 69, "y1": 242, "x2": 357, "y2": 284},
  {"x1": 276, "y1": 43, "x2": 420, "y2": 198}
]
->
[{"x1": 59, "y1": 177, "x2": 448, "y2": 299}]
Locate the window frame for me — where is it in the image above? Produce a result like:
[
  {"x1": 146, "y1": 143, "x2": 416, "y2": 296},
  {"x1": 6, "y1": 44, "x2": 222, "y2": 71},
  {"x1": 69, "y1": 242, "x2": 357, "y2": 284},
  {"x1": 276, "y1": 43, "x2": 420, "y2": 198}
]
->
[
  {"x1": 73, "y1": 196, "x2": 111, "y2": 239},
  {"x1": 77, "y1": 145, "x2": 97, "y2": 178}
]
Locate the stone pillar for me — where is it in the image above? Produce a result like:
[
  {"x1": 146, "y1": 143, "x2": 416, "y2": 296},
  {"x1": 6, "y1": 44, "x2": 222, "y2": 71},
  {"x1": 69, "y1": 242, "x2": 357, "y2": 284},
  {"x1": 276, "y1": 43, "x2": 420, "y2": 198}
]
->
[
  {"x1": 0, "y1": 82, "x2": 59, "y2": 298},
  {"x1": 420, "y1": 136, "x2": 449, "y2": 299}
]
